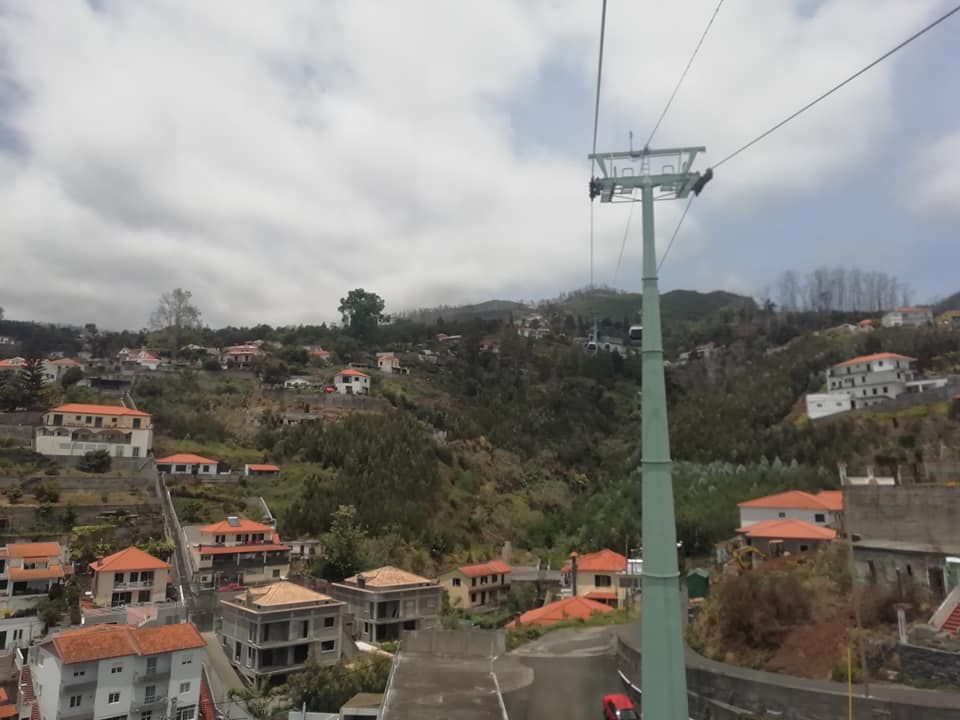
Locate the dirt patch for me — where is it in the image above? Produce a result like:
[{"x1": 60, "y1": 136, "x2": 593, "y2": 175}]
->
[{"x1": 765, "y1": 607, "x2": 849, "y2": 679}]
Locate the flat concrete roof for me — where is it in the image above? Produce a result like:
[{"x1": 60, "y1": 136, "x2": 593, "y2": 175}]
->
[
  {"x1": 380, "y1": 652, "x2": 506, "y2": 720},
  {"x1": 341, "y1": 693, "x2": 382, "y2": 709},
  {"x1": 853, "y1": 538, "x2": 960, "y2": 555}
]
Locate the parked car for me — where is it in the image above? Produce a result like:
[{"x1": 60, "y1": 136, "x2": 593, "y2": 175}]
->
[{"x1": 602, "y1": 694, "x2": 638, "y2": 720}]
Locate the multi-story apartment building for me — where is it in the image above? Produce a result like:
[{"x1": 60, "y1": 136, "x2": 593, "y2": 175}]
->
[
  {"x1": 825, "y1": 352, "x2": 916, "y2": 410},
  {"x1": 329, "y1": 566, "x2": 442, "y2": 643},
  {"x1": 437, "y1": 560, "x2": 511, "y2": 610},
  {"x1": 0, "y1": 542, "x2": 68, "y2": 611},
  {"x1": 88, "y1": 547, "x2": 171, "y2": 608},
  {"x1": 31, "y1": 622, "x2": 205, "y2": 720},
  {"x1": 189, "y1": 517, "x2": 290, "y2": 589},
  {"x1": 219, "y1": 581, "x2": 344, "y2": 683},
  {"x1": 34, "y1": 403, "x2": 153, "y2": 459}
]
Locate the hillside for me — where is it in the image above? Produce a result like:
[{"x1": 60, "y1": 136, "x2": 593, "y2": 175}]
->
[{"x1": 935, "y1": 289, "x2": 960, "y2": 315}]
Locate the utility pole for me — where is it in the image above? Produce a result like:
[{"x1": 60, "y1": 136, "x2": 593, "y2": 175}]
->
[{"x1": 589, "y1": 145, "x2": 710, "y2": 720}]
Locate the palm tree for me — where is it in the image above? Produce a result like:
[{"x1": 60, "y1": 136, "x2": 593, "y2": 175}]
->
[{"x1": 228, "y1": 677, "x2": 288, "y2": 720}]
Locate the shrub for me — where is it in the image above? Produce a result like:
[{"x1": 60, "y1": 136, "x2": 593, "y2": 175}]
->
[
  {"x1": 7, "y1": 483, "x2": 23, "y2": 504},
  {"x1": 78, "y1": 449, "x2": 111, "y2": 474},
  {"x1": 34, "y1": 480, "x2": 61, "y2": 504}
]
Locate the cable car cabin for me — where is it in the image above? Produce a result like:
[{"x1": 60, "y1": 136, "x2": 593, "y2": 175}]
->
[
  {"x1": 628, "y1": 325, "x2": 643, "y2": 341},
  {"x1": 586, "y1": 340, "x2": 598, "y2": 353}
]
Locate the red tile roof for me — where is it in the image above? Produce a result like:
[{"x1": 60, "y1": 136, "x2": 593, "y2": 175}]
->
[
  {"x1": 896, "y1": 307, "x2": 930, "y2": 313},
  {"x1": 19, "y1": 665, "x2": 35, "y2": 702},
  {"x1": 561, "y1": 548, "x2": 627, "y2": 573},
  {"x1": 0, "y1": 705, "x2": 15, "y2": 718},
  {"x1": 458, "y1": 560, "x2": 511, "y2": 578},
  {"x1": 336, "y1": 368, "x2": 369, "y2": 378},
  {"x1": 199, "y1": 670, "x2": 216, "y2": 720},
  {"x1": 200, "y1": 518, "x2": 274, "y2": 534},
  {"x1": 738, "y1": 490, "x2": 843, "y2": 512},
  {"x1": 8, "y1": 566, "x2": 64, "y2": 581},
  {"x1": 156, "y1": 453, "x2": 218, "y2": 465},
  {"x1": 90, "y1": 546, "x2": 170, "y2": 573},
  {"x1": 831, "y1": 352, "x2": 915, "y2": 369},
  {"x1": 247, "y1": 464, "x2": 280, "y2": 472},
  {"x1": 198, "y1": 544, "x2": 289, "y2": 556},
  {"x1": 50, "y1": 358, "x2": 82, "y2": 367},
  {"x1": 506, "y1": 596, "x2": 614, "y2": 628},
  {"x1": 584, "y1": 591, "x2": 618, "y2": 601},
  {"x1": 737, "y1": 519, "x2": 837, "y2": 540},
  {"x1": 49, "y1": 623, "x2": 204, "y2": 664},
  {"x1": 0, "y1": 542, "x2": 62, "y2": 558},
  {"x1": 48, "y1": 403, "x2": 150, "y2": 417}
]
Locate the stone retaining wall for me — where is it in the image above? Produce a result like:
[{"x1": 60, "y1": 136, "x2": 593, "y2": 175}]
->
[
  {"x1": 900, "y1": 643, "x2": 960, "y2": 687},
  {"x1": 618, "y1": 638, "x2": 960, "y2": 720}
]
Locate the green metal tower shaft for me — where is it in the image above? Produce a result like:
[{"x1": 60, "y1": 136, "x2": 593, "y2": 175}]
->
[
  {"x1": 638, "y1": 180, "x2": 688, "y2": 720},
  {"x1": 588, "y1": 145, "x2": 709, "y2": 720}
]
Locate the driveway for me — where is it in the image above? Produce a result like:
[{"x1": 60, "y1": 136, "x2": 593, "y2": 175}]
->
[
  {"x1": 202, "y1": 632, "x2": 252, "y2": 720},
  {"x1": 498, "y1": 626, "x2": 627, "y2": 720}
]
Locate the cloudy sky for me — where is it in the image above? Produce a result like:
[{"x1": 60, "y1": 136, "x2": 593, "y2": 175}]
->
[{"x1": 1, "y1": 1, "x2": 957, "y2": 329}]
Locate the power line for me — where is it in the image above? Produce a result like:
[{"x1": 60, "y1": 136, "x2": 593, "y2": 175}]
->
[
  {"x1": 588, "y1": 0, "x2": 609, "y2": 290},
  {"x1": 611, "y1": 191, "x2": 637, "y2": 286},
  {"x1": 644, "y1": 0, "x2": 725, "y2": 149},
  {"x1": 657, "y1": 194, "x2": 695, "y2": 273},
  {"x1": 714, "y1": 2, "x2": 960, "y2": 168}
]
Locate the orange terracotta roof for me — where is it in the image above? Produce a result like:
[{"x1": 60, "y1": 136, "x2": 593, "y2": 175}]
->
[
  {"x1": 458, "y1": 560, "x2": 512, "y2": 578},
  {"x1": 200, "y1": 518, "x2": 274, "y2": 534},
  {"x1": 247, "y1": 464, "x2": 280, "y2": 472},
  {"x1": 814, "y1": 490, "x2": 844, "y2": 512},
  {"x1": 584, "y1": 591, "x2": 618, "y2": 601},
  {"x1": 0, "y1": 705, "x2": 16, "y2": 718},
  {"x1": 0, "y1": 687, "x2": 8, "y2": 702},
  {"x1": 832, "y1": 352, "x2": 915, "y2": 369},
  {"x1": 896, "y1": 307, "x2": 930, "y2": 313},
  {"x1": 1, "y1": 542, "x2": 62, "y2": 558},
  {"x1": 198, "y1": 544, "x2": 289, "y2": 556},
  {"x1": 49, "y1": 623, "x2": 204, "y2": 664},
  {"x1": 50, "y1": 358, "x2": 82, "y2": 366},
  {"x1": 739, "y1": 490, "x2": 842, "y2": 511},
  {"x1": 19, "y1": 666, "x2": 35, "y2": 703},
  {"x1": 156, "y1": 453, "x2": 218, "y2": 465},
  {"x1": 857, "y1": 319, "x2": 874, "y2": 326},
  {"x1": 9, "y1": 566, "x2": 64, "y2": 581},
  {"x1": 336, "y1": 368, "x2": 369, "y2": 378},
  {"x1": 561, "y1": 548, "x2": 627, "y2": 573},
  {"x1": 49, "y1": 403, "x2": 150, "y2": 417},
  {"x1": 506, "y1": 596, "x2": 614, "y2": 629},
  {"x1": 90, "y1": 546, "x2": 170, "y2": 573},
  {"x1": 343, "y1": 566, "x2": 435, "y2": 589},
  {"x1": 737, "y1": 519, "x2": 837, "y2": 540}
]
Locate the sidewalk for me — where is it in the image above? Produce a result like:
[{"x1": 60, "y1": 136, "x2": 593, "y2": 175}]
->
[{"x1": 202, "y1": 632, "x2": 250, "y2": 720}]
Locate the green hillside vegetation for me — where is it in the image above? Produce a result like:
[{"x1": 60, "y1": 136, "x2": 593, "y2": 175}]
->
[{"x1": 115, "y1": 288, "x2": 960, "y2": 577}]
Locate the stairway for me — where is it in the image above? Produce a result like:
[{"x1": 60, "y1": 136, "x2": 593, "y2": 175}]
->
[{"x1": 943, "y1": 602, "x2": 960, "y2": 635}]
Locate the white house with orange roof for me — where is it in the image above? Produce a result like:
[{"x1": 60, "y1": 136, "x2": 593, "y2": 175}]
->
[
  {"x1": 329, "y1": 566, "x2": 442, "y2": 643},
  {"x1": 560, "y1": 549, "x2": 641, "y2": 608},
  {"x1": 437, "y1": 560, "x2": 511, "y2": 609},
  {"x1": 376, "y1": 352, "x2": 407, "y2": 375},
  {"x1": 118, "y1": 347, "x2": 161, "y2": 371},
  {"x1": 42, "y1": 357, "x2": 83, "y2": 384},
  {"x1": 738, "y1": 489, "x2": 844, "y2": 532},
  {"x1": 88, "y1": 547, "x2": 171, "y2": 608},
  {"x1": 156, "y1": 453, "x2": 219, "y2": 476},
  {"x1": 188, "y1": 517, "x2": 290, "y2": 589},
  {"x1": 0, "y1": 542, "x2": 68, "y2": 611},
  {"x1": 333, "y1": 368, "x2": 370, "y2": 395},
  {"x1": 35, "y1": 403, "x2": 153, "y2": 458},
  {"x1": 220, "y1": 344, "x2": 264, "y2": 369},
  {"x1": 807, "y1": 352, "x2": 918, "y2": 418},
  {"x1": 881, "y1": 306, "x2": 933, "y2": 328},
  {"x1": 31, "y1": 622, "x2": 205, "y2": 720}
]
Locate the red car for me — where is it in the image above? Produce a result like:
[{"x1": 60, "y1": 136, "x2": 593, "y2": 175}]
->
[{"x1": 602, "y1": 694, "x2": 638, "y2": 720}]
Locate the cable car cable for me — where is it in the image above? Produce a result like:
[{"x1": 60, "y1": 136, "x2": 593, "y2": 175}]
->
[
  {"x1": 588, "y1": 0, "x2": 609, "y2": 292},
  {"x1": 644, "y1": 0, "x2": 726, "y2": 150}
]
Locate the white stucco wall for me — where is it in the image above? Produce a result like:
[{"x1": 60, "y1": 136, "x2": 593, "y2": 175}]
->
[{"x1": 806, "y1": 393, "x2": 851, "y2": 419}]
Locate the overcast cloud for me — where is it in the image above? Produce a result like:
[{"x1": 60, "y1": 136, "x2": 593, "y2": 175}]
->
[{"x1": 0, "y1": 0, "x2": 956, "y2": 328}]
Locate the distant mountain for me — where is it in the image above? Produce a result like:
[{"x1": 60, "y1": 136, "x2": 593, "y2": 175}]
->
[
  {"x1": 399, "y1": 299, "x2": 528, "y2": 324},
  {"x1": 934, "y1": 290, "x2": 960, "y2": 314}
]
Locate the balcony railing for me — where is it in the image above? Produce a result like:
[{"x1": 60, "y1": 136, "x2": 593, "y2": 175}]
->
[
  {"x1": 134, "y1": 667, "x2": 171, "y2": 682},
  {"x1": 132, "y1": 695, "x2": 169, "y2": 712},
  {"x1": 115, "y1": 579, "x2": 155, "y2": 589}
]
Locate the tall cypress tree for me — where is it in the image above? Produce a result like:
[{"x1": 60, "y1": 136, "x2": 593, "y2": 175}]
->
[{"x1": 19, "y1": 356, "x2": 47, "y2": 407}]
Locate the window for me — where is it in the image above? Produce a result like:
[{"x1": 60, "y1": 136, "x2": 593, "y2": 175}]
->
[
  {"x1": 111, "y1": 663, "x2": 123, "y2": 674},
  {"x1": 872, "y1": 388, "x2": 877, "y2": 395},
  {"x1": 883, "y1": 386, "x2": 888, "y2": 393},
  {"x1": 145, "y1": 686, "x2": 157, "y2": 702},
  {"x1": 133, "y1": 418, "x2": 142, "y2": 429},
  {"x1": 109, "y1": 692, "x2": 120, "y2": 704},
  {"x1": 470, "y1": 593, "x2": 477, "y2": 603},
  {"x1": 176, "y1": 707, "x2": 196, "y2": 720},
  {"x1": 452, "y1": 577, "x2": 461, "y2": 587},
  {"x1": 906, "y1": 564, "x2": 913, "y2": 577},
  {"x1": 69, "y1": 696, "x2": 82, "y2": 708},
  {"x1": 114, "y1": 572, "x2": 125, "y2": 584},
  {"x1": 141, "y1": 712, "x2": 153, "y2": 720},
  {"x1": 814, "y1": 513, "x2": 825, "y2": 523},
  {"x1": 181, "y1": 655, "x2": 193, "y2": 664},
  {"x1": 594, "y1": 575, "x2": 612, "y2": 588},
  {"x1": 323, "y1": 616, "x2": 335, "y2": 628},
  {"x1": 777, "y1": 511, "x2": 786, "y2": 518},
  {"x1": 72, "y1": 670, "x2": 85, "y2": 677},
  {"x1": 471, "y1": 578, "x2": 476, "y2": 587},
  {"x1": 272, "y1": 569, "x2": 281, "y2": 578},
  {"x1": 179, "y1": 682, "x2": 191, "y2": 694},
  {"x1": 175, "y1": 464, "x2": 187, "y2": 472},
  {"x1": 480, "y1": 576, "x2": 487, "y2": 585},
  {"x1": 146, "y1": 657, "x2": 157, "y2": 674},
  {"x1": 320, "y1": 640, "x2": 336, "y2": 653},
  {"x1": 799, "y1": 544, "x2": 810, "y2": 552},
  {"x1": 215, "y1": 535, "x2": 225, "y2": 544}
]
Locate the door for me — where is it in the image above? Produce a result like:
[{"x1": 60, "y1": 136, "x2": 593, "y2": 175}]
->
[{"x1": 928, "y1": 567, "x2": 947, "y2": 599}]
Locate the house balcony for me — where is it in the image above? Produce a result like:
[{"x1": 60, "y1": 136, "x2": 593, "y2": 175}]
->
[
  {"x1": 134, "y1": 667, "x2": 171, "y2": 683},
  {"x1": 114, "y1": 579, "x2": 156, "y2": 589},
  {"x1": 61, "y1": 674, "x2": 98, "y2": 690},
  {"x1": 132, "y1": 695, "x2": 170, "y2": 712}
]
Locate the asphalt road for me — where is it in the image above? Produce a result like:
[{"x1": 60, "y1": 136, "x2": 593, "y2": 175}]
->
[{"x1": 498, "y1": 627, "x2": 626, "y2": 720}]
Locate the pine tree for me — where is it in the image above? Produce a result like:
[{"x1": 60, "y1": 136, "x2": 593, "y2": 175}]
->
[{"x1": 19, "y1": 357, "x2": 47, "y2": 407}]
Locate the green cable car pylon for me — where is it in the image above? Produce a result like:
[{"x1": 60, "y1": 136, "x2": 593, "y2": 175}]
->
[{"x1": 588, "y1": 145, "x2": 711, "y2": 720}]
